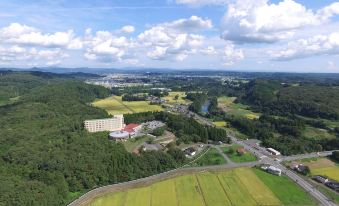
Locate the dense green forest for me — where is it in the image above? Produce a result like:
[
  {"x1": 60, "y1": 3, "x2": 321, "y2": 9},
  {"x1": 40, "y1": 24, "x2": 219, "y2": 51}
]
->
[
  {"x1": 0, "y1": 72, "x2": 182, "y2": 206},
  {"x1": 125, "y1": 112, "x2": 229, "y2": 144},
  {"x1": 242, "y1": 80, "x2": 339, "y2": 120}
]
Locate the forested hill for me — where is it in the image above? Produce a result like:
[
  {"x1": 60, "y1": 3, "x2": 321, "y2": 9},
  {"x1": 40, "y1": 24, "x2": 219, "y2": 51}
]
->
[
  {"x1": 242, "y1": 80, "x2": 339, "y2": 120},
  {"x1": 0, "y1": 73, "x2": 181, "y2": 206}
]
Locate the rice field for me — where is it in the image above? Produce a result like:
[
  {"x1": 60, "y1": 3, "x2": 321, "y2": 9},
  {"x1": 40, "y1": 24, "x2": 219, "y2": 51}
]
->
[
  {"x1": 87, "y1": 167, "x2": 315, "y2": 206},
  {"x1": 297, "y1": 157, "x2": 339, "y2": 181},
  {"x1": 311, "y1": 167, "x2": 339, "y2": 181},
  {"x1": 92, "y1": 96, "x2": 163, "y2": 115},
  {"x1": 217, "y1": 96, "x2": 260, "y2": 119}
]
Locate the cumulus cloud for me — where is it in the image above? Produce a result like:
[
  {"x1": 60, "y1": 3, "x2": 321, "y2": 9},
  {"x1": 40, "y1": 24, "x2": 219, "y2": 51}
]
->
[
  {"x1": 84, "y1": 30, "x2": 136, "y2": 63},
  {"x1": 222, "y1": 43, "x2": 244, "y2": 65},
  {"x1": 119, "y1": 25, "x2": 135, "y2": 34},
  {"x1": 221, "y1": 0, "x2": 339, "y2": 43},
  {"x1": 137, "y1": 16, "x2": 211, "y2": 61},
  {"x1": 0, "y1": 23, "x2": 83, "y2": 49},
  {"x1": 160, "y1": 16, "x2": 212, "y2": 32},
  {"x1": 269, "y1": 32, "x2": 339, "y2": 60},
  {"x1": 0, "y1": 45, "x2": 67, "y2": 66}
]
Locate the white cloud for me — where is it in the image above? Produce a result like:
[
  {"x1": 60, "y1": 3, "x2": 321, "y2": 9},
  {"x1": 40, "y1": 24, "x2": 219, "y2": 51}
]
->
[
  {"x1": 0, "y1": 23, "x2": 83, "y2": 49},
  {"x1": 160, "y1": 16, "x2": 212, "y2": 32},
  {"x1": 221, "y1": 0, "x2": 339, "y2": 43},
  {"x1": 0, "y1": 45, "x2": 68, "y2": 65},
  {"x1": 269, "y1": 32, "x2": 339, "y2": 60},
  {"x1": 200, "y1": 46, "x2": 218, "y2": 55},
  {"x1": 137, "y1": 16, "x2": 211, "y2": 61},
  {"x1": 119, "y1": 25, "x2": 135, "y2": 34},
  {"x1": 84, "y1": 30, "x2": 136, "y2": 62},
  {"x1": 223, "y1": 43, "x2": 244, "y2": 65},
  {"x1": 317, "y1": 2, "x2": 339, "y2": 21}
]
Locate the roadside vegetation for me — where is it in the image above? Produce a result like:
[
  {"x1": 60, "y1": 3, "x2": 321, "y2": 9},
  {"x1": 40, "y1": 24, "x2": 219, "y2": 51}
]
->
[
  {"x1": 188, "y1": 148, "x2": 226, "y2": 167},
  {"x1": 221, "y1": 145, "x2": 257, "y2": 163}
]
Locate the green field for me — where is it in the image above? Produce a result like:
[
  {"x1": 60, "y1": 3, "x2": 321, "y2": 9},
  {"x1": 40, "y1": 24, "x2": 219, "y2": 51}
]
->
[
  {"x1": 221, "y1": 145, "x2": 257, "y2": 163},
  {"x1": 88, "y1": 167, "x2": 314, "y2": 206},
  {"x1": 92, "y1": 96, "x2": 163, "y2": 115},
  {"x1": 122, "y1": 136, "x2": 153, "y2": 152},
  {"x1": 217, "y1": 96, "x2": 260, "y2": 119},
  {"x1": 303, "y1": 126, "x2": 336, "y2": 140},
  {"x1": 254, "y1": 168, "x2": 317, "y2": 205},
  {"x1": 189, "y1": 148, "x2": 226, "y2": 167},
  {"x1": 163, "y1": 92, "x2": 191, "y2": 105},
  {"x1": 212, "y1": 121, "x2": 227, "y2": 127}
]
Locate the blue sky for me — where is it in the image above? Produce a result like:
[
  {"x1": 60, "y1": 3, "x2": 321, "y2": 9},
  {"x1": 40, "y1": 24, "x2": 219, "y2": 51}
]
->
[{"x1": 0, "y1": 0, "x2": 339, "y2": 72}]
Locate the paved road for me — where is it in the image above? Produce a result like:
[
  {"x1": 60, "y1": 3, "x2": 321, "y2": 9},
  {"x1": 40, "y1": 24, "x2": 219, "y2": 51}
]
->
[
  {"x1": 281, "y1": 151, "x2": 335, "y2": 161},
  {"x1": 229, "y1": 135, "x2": 337, "y2": 206},
  {"x1": 70, "y1": 111, "x2": 337, "y2": 206}
]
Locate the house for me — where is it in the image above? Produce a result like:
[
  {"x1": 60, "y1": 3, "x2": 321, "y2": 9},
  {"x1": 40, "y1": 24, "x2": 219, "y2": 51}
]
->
[
  {"x1": 266, "y1": 166, "x2": 282, "y2": 176},
  {"x1": 292, "y1": 164, "x2": 309, "y2": 175},
  {"x1": 123, "y1": 123, "x2": 142, "y2": 137},
  {"x1": 312, "y1": 175, "x2": 329, "y2": 184},
  {"x1": 184, "y1": 147, "x2": 196, "y2": 157},
  {"x1": 236, "y1": 147, "x2": 246, "y2": 155}
]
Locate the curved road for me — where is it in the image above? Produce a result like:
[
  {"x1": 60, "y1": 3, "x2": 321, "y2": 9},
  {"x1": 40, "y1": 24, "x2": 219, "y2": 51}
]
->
[{"x1": 69, "y1": 110, "x2": 338, "y2": 206}]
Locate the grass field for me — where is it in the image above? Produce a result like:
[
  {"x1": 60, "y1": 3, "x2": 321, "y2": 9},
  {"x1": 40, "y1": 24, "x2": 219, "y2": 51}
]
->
[
  {"x1": 87, "y1": 167, "x2": 316, "y2": 206},
  {"x1": 92, "y1": 96, "x2": 163, "y2": 115},
  {"x1": 212, "y1": 121, "x2": 227, "y2": 127},
  {"x1": 221, "y1": 145, "x2": 257, "y2": 163},
  {"x1": 217, "y1": 96, "x2": 260, "y2": 119},
  {"x1": 254, "y1": 168, "x2": 317, "y2": 205},
  {"x1": 303, "y1": 126, "x2": 336, "y2": 140},
  {"x1": 122, "y1": 136, "x2": 153, "y2": 152},
  {"x1": 163, "y1": 92, "x2": 191, "y2": 105},
  {"x1": 189, "y1": 148, "x2": 226, "y2": 167}
]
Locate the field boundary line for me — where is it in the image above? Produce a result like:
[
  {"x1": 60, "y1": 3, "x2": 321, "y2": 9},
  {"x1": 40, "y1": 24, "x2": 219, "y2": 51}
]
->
[
  {"x1": 173, "y1": 178, "x2": 180, "y2": 206},
  {"x1": 216, "y1": 174, "x2": 233, "y2": 206},
  {"x1": 194, "y1": 174, "x2": 208, "y2": 206},
  {"x1": 112, "y1": 95, "x2": 135, "y2": 113}
]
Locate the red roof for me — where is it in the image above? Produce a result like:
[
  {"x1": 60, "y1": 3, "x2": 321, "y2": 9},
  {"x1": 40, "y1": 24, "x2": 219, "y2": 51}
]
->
[{"x1": 123, "y1": 124, "x2": 140, "y2": 133}]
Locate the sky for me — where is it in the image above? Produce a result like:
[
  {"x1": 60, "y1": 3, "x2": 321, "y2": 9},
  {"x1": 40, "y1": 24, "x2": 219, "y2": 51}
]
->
[{"x1": 0, "y1": 0, "x2": 339, "y2": 72}]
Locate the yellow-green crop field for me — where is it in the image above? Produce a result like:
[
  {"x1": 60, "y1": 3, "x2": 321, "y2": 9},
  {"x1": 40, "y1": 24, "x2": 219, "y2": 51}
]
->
[
  {"x1": 311, "y1": 167, "x2": 339, "y2": 181},
  {"x1": 217, "y1": 96, "x2": 260, "y2": 120},
  {"x1": 298, "y1": 157, "x2": 339, "y2": 181},
  {"x1": 87, "y1": 167, "x2": 315, "y2": 206},
  {"x1": 213, "y1": 121, "x2": 227, "y2": 127},
  {"x1": 92, "y1": 96, "x2": 163, "y2": 115},
  {"x1": 163, "y1": 92, "x2": 191, "y2": 105}
]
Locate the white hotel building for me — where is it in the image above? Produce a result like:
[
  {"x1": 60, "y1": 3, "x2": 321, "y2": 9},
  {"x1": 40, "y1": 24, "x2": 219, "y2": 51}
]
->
[{"x1": 84, "y1": 115, "x2": 125, "y2": 133}]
